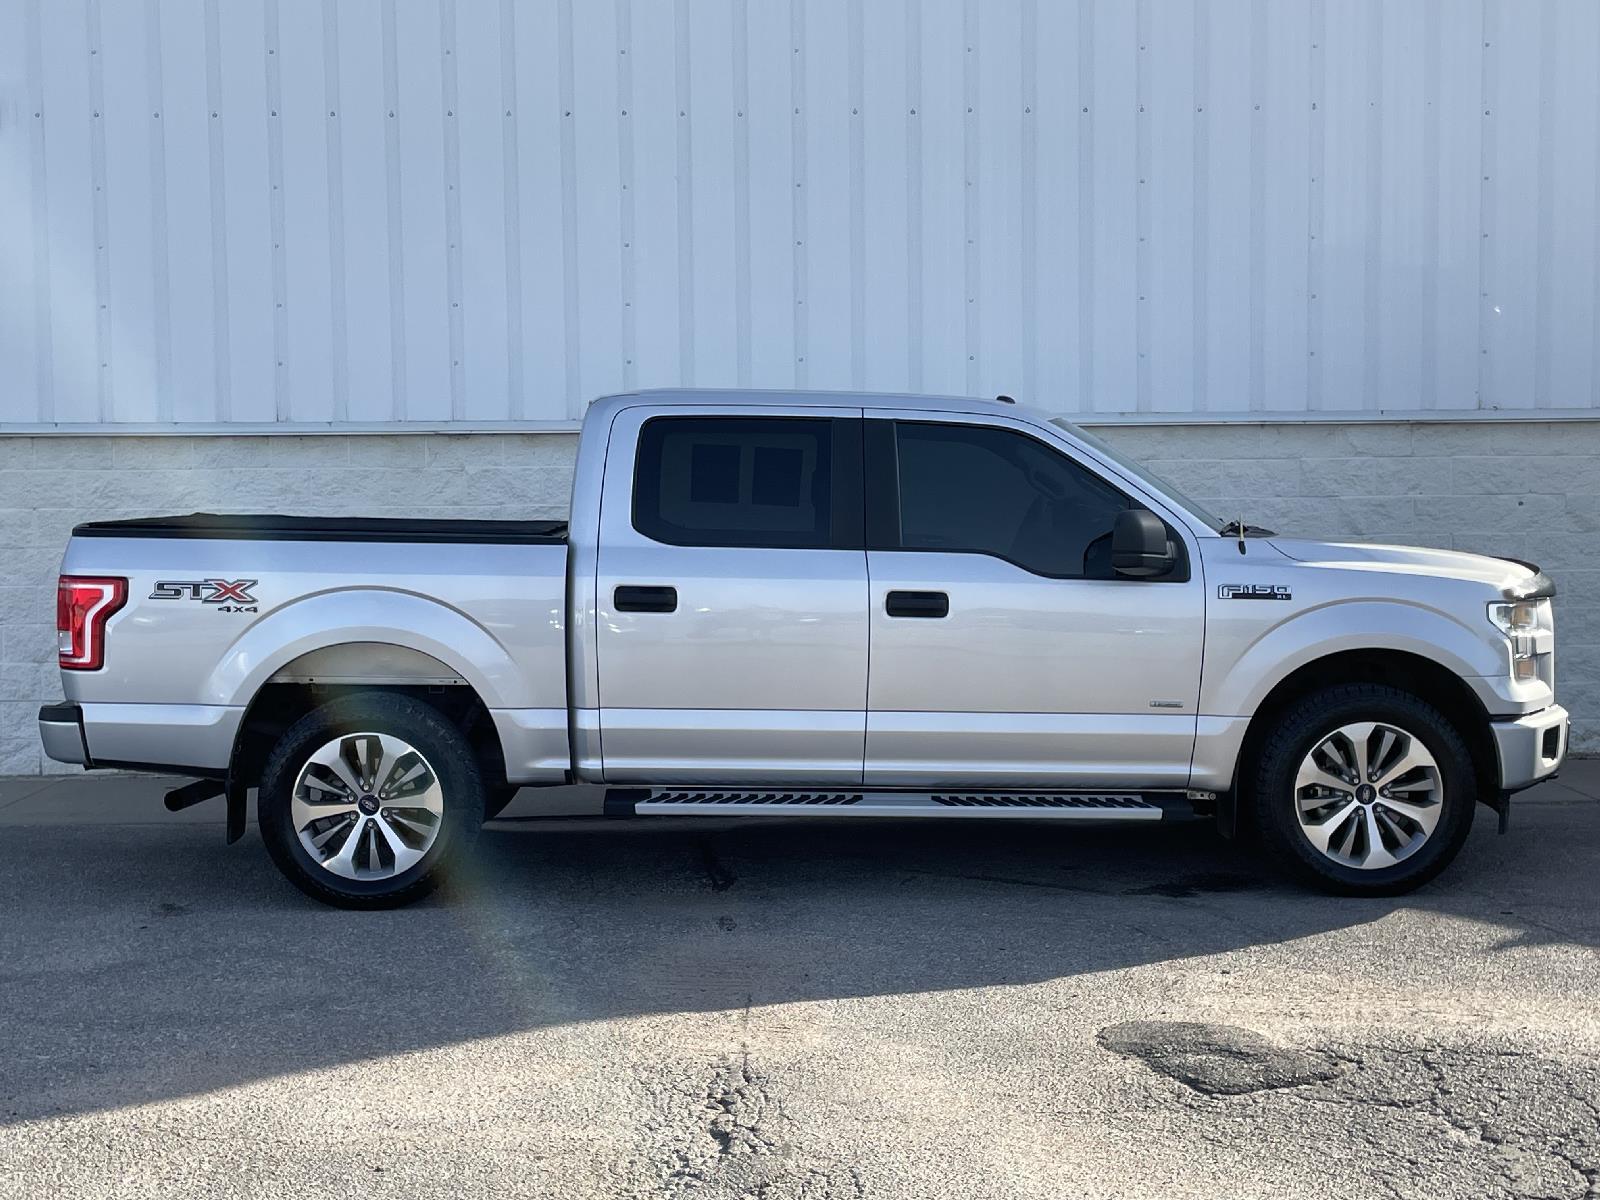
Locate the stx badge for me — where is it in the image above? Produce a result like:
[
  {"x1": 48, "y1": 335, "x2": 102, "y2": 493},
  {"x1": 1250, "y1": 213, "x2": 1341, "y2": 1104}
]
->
[
  {"x1": 150, "y1": 579, "x2": 259, "y2": 610},
  {"x1": 1218, "y1": 583, "x2": 1292, "y2": 601}
]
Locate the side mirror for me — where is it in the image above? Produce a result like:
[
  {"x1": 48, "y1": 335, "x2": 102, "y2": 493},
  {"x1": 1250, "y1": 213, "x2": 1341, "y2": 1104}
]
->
[{"x1": 1112, "y1": 508, "x2": 1175, "y2": 579}]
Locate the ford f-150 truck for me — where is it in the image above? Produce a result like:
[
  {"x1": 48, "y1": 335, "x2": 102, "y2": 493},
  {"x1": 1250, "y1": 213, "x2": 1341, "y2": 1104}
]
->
[{"x1": 40, "y1": 389, "x2": 1568, "y2": 907}]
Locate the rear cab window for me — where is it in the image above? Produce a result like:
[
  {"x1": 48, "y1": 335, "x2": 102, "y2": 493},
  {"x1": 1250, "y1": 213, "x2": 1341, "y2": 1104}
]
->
[{"x1": 632, "y1": 416, "x2": 861, "y2": 549}]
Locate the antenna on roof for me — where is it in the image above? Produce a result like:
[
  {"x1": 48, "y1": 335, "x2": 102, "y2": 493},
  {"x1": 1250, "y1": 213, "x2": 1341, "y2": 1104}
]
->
[{"x1": 995, "y1": 393, "x2": 1016, "y2": 404}]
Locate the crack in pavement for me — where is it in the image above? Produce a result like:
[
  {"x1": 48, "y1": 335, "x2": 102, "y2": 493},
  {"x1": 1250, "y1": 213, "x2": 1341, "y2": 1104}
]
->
[
  {"x1": 703, "y1": 1052, "x2": 777, "y2": 1159},
  {"x1": 627, "y1": 1050, "x2": 865, "y2": 1200}
]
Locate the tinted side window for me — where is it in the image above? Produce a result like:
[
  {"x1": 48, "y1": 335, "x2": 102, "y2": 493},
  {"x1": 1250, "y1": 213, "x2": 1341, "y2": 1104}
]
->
[
  {"x1": 633, "y1": 417, "x2": 836, "y2": 548},
  {"x1": 893, "y1": 422, "x2": 1130, "y2": 578}
]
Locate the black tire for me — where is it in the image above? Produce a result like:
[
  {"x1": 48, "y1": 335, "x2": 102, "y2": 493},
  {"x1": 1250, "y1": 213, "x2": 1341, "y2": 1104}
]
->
[
  {"x1": 1248, "y1": 683, "x2": 1476, "y2": 896},
  {"x1": 259, "y1": 692, "x2": 485, "y2": 909}
]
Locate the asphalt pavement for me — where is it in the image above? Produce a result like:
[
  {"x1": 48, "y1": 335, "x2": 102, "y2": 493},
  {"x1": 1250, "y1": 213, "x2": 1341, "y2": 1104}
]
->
[{"x1": 2, "y1": 766, "x2": 1599, "y2": 1199}]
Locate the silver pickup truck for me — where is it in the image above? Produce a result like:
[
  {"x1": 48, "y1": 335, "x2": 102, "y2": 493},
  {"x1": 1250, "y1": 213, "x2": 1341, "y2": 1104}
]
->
[{"x1": 40, "y1": 389, "x2": 1568, "y2": 907}]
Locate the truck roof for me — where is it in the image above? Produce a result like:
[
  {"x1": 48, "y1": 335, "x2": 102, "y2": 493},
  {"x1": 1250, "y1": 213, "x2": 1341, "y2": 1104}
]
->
[{"x1": 590, "y1": 387, "x2": 1050, "y2": 421}]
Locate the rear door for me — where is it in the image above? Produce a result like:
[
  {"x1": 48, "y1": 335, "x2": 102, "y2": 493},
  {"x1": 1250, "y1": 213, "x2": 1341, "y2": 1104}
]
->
[
  {"x1": 595, "y1": 404, "x2": 868, "y2": 783},
  {"x1": 863, "y1": 411, "x2": 1205, "y2": 789}
]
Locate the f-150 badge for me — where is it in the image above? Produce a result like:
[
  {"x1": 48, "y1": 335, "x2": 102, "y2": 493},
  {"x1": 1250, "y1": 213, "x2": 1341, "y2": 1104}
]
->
[
  {"x1": 1218, "y1": 583, "x2": 1292, "y2": 601},
  {"x1": 150, "y1": 579, "x2": 259, "y2": 612}
]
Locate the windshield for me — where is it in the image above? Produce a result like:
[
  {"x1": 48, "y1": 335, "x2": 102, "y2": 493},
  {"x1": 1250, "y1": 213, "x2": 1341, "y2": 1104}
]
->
[{"x1": 1049, "y1": 418, "x2": 1228, "y2": 532}]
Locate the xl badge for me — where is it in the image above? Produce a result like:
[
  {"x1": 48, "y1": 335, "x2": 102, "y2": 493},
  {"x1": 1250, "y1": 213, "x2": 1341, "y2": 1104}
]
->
[
  {"x1": 1218, "y1": 583, "x2": 1292, "y2": 601},
  {"x1": 150, "y1": 579, "x2": 259, "y2": 612}
]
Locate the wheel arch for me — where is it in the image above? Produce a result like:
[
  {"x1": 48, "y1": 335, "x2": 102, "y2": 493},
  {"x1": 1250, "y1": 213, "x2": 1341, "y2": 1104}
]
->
[
  {"x1": 226, "y1": 652, "x2": 509, "y2": 797},
  {"x1": 1231, "y1": 649, "x2": 1498, "y2": 824},
  {"x1": 201, "y1": 588, "x2": 545, "y2": 711}
]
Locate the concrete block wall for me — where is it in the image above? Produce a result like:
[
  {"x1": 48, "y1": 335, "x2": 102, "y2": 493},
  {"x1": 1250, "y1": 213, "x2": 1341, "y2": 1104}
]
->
[{"x1": 0, "y1": 419, "x2": 1593, "y2": 774}]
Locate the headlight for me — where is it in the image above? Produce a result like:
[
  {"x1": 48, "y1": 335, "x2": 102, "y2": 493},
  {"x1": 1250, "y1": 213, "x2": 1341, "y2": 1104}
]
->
[
  {"x1": 1488, "y1": 601, "x2": 1540, "y2": 633},
  {"x1": 1488, "y1": 599, "x2": 1551, "y2": 683}
]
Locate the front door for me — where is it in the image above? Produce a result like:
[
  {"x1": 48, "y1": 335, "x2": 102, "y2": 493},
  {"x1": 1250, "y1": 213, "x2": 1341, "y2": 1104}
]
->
[
  {"x1": 863, "y1": 412, "x2": 1205, "y2": 789},
  {"x1": 596, "y1": 405, "x2": 868, "y2": 784}
]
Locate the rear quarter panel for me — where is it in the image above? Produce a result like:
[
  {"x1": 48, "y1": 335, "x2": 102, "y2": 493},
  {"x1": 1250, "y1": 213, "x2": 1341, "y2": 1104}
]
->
[{"x1": 60, "y1": 536, "x2": 569, "y2": 712}]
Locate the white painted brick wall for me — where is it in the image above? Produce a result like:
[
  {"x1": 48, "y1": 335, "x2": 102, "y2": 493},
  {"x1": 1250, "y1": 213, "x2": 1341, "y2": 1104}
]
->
[{"x1": 1, "y1": 421, "x2": 1593, "y2": 774}]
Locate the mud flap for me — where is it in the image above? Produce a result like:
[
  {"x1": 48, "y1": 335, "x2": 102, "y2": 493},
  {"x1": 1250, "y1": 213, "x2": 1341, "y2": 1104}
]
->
[
  {"x1": 225, "y1": 782, "x2": 248, "y2": 844},
  {"x1": 1486, "y1": 791, "x2": 1510, "y2": 835},
  {"x1": 1202, "y1": 789, "x2": 1237, "y2": 840}
]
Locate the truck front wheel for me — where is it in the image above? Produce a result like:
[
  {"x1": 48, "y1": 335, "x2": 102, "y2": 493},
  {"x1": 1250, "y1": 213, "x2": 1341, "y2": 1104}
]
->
[
  {"x1": 1249, "y1": 684, "x2": 1476, "y2": 896},
  {"x1": 258, "y1": 693, "x2": 486, "y2": 909}
]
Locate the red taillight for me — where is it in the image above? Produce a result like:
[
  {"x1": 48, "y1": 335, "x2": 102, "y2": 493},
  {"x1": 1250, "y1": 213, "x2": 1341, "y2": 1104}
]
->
[{"x1": 57, "y1": 576, "x2": 127, "y2": 671}]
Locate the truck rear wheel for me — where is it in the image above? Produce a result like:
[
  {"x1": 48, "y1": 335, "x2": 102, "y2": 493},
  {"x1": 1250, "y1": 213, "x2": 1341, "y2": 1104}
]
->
[
  {"x1": 258, "y1": 693, "x2": 485, "y2": 909},
  {"x1": 1249, "y1": 683, "x2": 1475, "y2": 896}
]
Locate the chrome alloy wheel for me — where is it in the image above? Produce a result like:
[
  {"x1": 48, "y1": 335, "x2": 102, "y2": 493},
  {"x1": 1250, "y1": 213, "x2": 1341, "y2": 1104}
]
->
[
  {"x1": 1294, "y1": 721, "x2": 1442, "y2": 870},
  {"x1": 291, "y1": 732, "x2": 445, "y2": 880}
]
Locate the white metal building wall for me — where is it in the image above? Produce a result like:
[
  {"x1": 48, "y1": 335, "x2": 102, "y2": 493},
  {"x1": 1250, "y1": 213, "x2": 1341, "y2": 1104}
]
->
[{"x1": 2, "y1": 0, "x2": 1599, "y2": 430}]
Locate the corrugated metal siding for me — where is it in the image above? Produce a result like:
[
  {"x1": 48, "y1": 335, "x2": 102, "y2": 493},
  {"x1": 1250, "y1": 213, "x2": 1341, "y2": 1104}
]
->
[{"x1": 2, "y1": 0, "x2": 1598, "y2": 428}]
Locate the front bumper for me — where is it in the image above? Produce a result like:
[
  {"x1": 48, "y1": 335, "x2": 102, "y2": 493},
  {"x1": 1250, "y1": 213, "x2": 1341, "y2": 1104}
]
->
[
  {"x1": 38, "y1": 702, "x2": 91, "y2": 765},
  {"x1": 1490, "y1": 704, "x2": 1569, "y2": 792}
]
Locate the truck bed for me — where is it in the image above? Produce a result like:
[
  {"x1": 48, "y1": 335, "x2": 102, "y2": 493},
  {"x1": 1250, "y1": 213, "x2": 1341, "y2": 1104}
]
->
[
  {"x1": 56, "y1": 512, "x2": 572, "y2": 781},
  {"x1": 72, "y1": 513, "x2": 569, "y2": 545}
]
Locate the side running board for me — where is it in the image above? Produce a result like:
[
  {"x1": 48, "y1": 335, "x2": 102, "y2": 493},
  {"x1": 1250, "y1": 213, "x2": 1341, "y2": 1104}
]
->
[{"x1": 603, "y1": 789, "x2": 1167, "y2": 820}]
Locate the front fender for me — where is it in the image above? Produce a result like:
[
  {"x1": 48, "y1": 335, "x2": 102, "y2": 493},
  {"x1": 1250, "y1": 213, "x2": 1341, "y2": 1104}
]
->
[
  {"x1": 1202, "y1": 598, "x2": 1502, "y2": 717},
  {"x1": 202, "y1": 588, "x2": 528, "y2": 710}
]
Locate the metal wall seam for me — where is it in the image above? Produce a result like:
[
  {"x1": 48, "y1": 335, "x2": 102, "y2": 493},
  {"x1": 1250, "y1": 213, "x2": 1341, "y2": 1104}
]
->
[
  {"x1": 202, "y1": 0, "x2": 232, "y2": 421},
  {"x1": 847, "y1": 0, "x2": 865, "y2": 390},
  {"x1": 26, "y1": 0, "x2": 54, "y2": 423},
  {"x1": 1361, "y1": 0, "x2": 1383, "y2": 413},
  {"x1": 961, "y1": 0, "x2": 979, "y2": 393},
  {"x1": 732, "y1": 0, "x2": 752, "y2": 389},
  {"x1": 668, "y1": 0, "x2": 693, "y2": 393},
  {"x1": 1476, "y1": 0, "x2": 1494, "y2": 411},
  {"x1": 265, "y1": 0, "x2": 290, "y2": 421},
  {"x1": 1190, "y1": 0, "x2": 1207, "y2": 414},
  {"x1": 1594, "y1": 0, "x2": 1600, "y2": 410},
  {"x1": 1076, "y1": 0, "x2": 1094, "y2": 413},
  {"x1": 379, "y1": 0, "x2": 406, "y2": 421},
  {"x1": 790, "y1": 0, "x2": 807, "y2": 388},
  {"x1": 1247, "y1": 0, "x2": 1266, "y2": 413},
  {"x1": 1020, "y1": 0, "x2": 1037, "y2": 405},
  {"x1": 499, "y1": 0, "x2": 523, "y2": 418},
  {"x1": 86, "y1": 0, "x2": 112, "y2": 421},
  {"x1": 145, "y1": 0, "x2": 174, "y2": 422},
  {"x1": 905, "y1": 0, "x2": 923, "y2": 393},
  {"x1": 322, "y1": 0, "x2": 349, "y2": 422},
  {"x1": 557, "y1": 0, "x2": 581, "y2": 414},
  {"x1": 1134, "y1": 0, "x2": 1151, "y2": 412},
  {"x1": 1532, "y1": 0, "x2": 1556, "y2": 411},
  {"x1": 440, "y1": 0, "x2": 465, "y2": 419}
]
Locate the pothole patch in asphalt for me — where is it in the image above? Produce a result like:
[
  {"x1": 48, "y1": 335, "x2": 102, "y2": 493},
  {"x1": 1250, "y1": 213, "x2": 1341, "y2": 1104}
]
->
[
  {"x1": 1097, "y1": 1020, "x2": 1346, "y2": 1095},
  {"x1": 1098, "y1": 1021, "x2": 1600, "y2": 1197}
]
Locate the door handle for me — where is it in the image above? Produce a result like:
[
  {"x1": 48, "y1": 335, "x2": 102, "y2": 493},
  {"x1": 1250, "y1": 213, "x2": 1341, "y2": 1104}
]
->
[
  {"x1": 885, "y1": 590, "x2": 949, "y2": 618},
  {"x1": 614, "y1": 585, "x2": 678, "y2": 613}
]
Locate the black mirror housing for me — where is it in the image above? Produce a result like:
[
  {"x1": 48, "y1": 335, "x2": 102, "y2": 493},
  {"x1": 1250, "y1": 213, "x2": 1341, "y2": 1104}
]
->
[{"x1": 1112, "y1": 508, "x2": 1175, "y2": 578}]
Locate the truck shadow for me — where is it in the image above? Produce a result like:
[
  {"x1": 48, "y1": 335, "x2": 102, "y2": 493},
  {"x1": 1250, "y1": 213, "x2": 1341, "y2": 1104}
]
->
[{"x1": 2, "y1": 803, "x2": 1596, "y2": 1124}]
